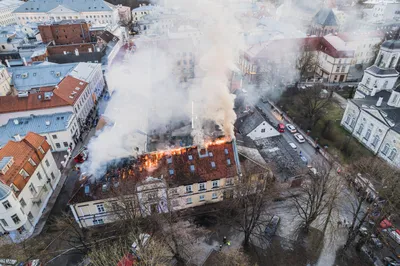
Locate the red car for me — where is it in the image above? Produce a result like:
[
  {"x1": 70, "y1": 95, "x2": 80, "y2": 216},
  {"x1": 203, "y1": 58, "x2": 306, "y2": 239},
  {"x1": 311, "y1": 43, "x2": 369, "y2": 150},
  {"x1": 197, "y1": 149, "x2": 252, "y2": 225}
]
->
[{"x1": 277, "y1": 123, "x2": 285, "y2": 133}]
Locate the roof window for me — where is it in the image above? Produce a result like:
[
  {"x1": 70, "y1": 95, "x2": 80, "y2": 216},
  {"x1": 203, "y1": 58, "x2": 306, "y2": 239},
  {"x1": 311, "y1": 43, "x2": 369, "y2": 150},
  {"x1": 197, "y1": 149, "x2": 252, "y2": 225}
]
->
[
  {"x1": 169, "y1": 169, "x2": 174, "y2": 175},
  {"x1": 190, "y1": 165, "x2": 195, "y2": 172},
  {"x1": 188, "y1": 155, "x2": 193, "y2": 160},
  {"x1": 211, "y1": 161, "x2": 216, "y2": 168},
  {"x1": 208, "y1": 152, "x2": 213, "y2": 157},
  {"x1": 167, "y1": 157, "x2": 172, "y2": 164},
  {"x1": 227, "y1": 159, "x2": 231, "y2": 166},
  {"x1": 224, "y1": 148, "x2": 229, "y2": 155}
]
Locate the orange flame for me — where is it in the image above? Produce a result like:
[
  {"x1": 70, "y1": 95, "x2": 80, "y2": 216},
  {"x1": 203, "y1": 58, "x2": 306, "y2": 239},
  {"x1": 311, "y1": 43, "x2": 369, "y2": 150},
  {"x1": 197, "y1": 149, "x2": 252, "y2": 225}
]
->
[{"x1": 141, "y1": 137, "x2": 231, "y2": 170}]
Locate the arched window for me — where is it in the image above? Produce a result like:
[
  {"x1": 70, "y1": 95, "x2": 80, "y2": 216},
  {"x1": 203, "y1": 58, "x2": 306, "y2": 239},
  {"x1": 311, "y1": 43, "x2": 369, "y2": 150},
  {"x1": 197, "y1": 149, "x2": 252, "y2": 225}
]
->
[
  {"x1": 366, "y1": 77, "x2": 371, "y2": 86},
  {"x1": 372, "y1": 135, "x2": 379, "y2": 147},
  {"x1": 383, "y1": 81, "x2": 388, "y2": 90},
  {"x1": 382, "y1": 143, "x2": 390, "y2": 155},
  {"x1": 389, "y1": 148, "x2": 397, "y2": 161},
  {"x1": 390, "y1": 56, "x2": 397, "y2": 68},
  {"x1": 357, "y1": 123, "x2": 364, "y2": 135},
  {"x1": 364, "y1": 129, "x2": 371, "y2": 140},
  {"x1": 376, "y1": 53, "x2": 383, "y2": 66}
]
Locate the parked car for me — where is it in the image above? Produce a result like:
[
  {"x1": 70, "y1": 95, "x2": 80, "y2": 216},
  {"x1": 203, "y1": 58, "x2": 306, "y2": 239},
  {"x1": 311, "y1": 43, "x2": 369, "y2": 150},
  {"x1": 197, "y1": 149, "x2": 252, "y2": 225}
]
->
[
  {"x1": 383, "y1": 256, "x2": 400, "y2": 266},
  {"x1": 370, "y1": 234, "x2": 383, "y2": 249},
  {"x1": 360, "y1": 246, "x2": 385, "y2": 266},
  {"x1": 286, "y1": 124, "x2": 297, "y2": 133},
  {"x1": 265, "y1": 216, "x2": 280, "y2": 237},
  {"x1": 388, "y1": 229, "x2": 400, "y2": 245},
  {"x1": 359, "y1": 226, "x2": 369, "y2": 237},
  {"x1": 289, "y1": 142, "x2": 297, "y2": 149},
  {"x1": 294, "y1": 133, "x2": 305, "y2": 143},
  {"x1": 277, "y1": 123, "x2": 285, "y2": 133}
]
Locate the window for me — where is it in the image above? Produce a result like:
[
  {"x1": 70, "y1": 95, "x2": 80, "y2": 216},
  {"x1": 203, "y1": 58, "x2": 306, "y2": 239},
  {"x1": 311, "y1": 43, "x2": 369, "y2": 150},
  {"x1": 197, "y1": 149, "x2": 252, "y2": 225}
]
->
[
  {"x1": 227, "y1": 159, "x2": 231, "y2": 166},
  {"x1": 188, "y1": 155, "x2": 193, "y2": 160},
  {"x1": 261, "y1": 128, "x2": 266, "y2": 133},
  {"x1": 199, "y1": 195, "x2": 205, "y2": 201},
  {"x1": 29, "y1": 183, "x2": 37, "y2": 195},
  {"x1": 45, "y1": 160, "x2": 50, "y2": 167},
  {"x1": 93, "y1": 219, "x2": 104, "y2": 225},
  {"x1": 43, "y1": 185, "x2": 48, "y2": 193},
  {"x1": 211, "y1": 161, "x2": 216, "y2": 168},
  {"x1": 212, "y1": 192, "x2": 218, "y2": 199},
  {"x1": 2, "y1": 200, "x2": 11, "y2": 209},
  {"x1": 55, "y1": 143, "x2": 61, "y2": 149},
  {"x1": 11, "y1": 214, "x2": 20, "y2": 224},
  {"x1": 38, "y1": 146, "x2": 45, "y2": 154},
  {"x1": 52, "y1": 134, "x2": 57, "y2": 139},
  {"x1": 36, "y1": 172, "x2": 42, "y2": 180},
  {"x1": 390, "y1": 56, "x2": 396, "y2": 68},
  {"x1": 0, "y1": 219, "x2": 8, "y2": 227},
  {"x1": 383, "y1": 81, "x2": 388, "y2": 90},
  {"x1": 335, "y1": 66, "x2": 340, "y2": 72},
  {"x1": 341, "y1": 66, "x2": 346, "y2": 72},
  {"x1": 226, "y1": 178, "x2": 233, "y2": 186},
  {"x1": 190, "y1": 165, "x2": 195, "y2": 172},
  {"x1": 366, "y1": 77, "x2": 371, "y2": 86},
  {"x1": 19, "y1": 169, "x2": 29, "y2": 179},
  {"x1": 167, "y1": 157, "x2": 172, "y2": 164},
  {"x1": 382, "y1": 144, "x2": 390, "y2": 155},
  {"x1": 20, "y1": 198, "x2": 26, "y2": 208},
  {"x1": 389, "y1": 148, "x2": 397, "y2": 161},
  {"x1": 170, "y1": 188, "x2": 178, "y2": 195},
  {"x1": 392, "y1": 94, "x2": 399, "y2": 105},
  {"x1": 212, "y1": 180, "x2": 219, "y2": 188},
  {"x1": 28, "y1": 158, "x2": 36, "y2": 166},
  {"x1": 357, "y1": 124, "x2": 364, "y2": 135},
  {"x1": 345, "y1": 115, "x2": 351, "y2": 124},
  {"x1": 351, "y1": 118, "x2": 356, "y2": 128},
  {"x1": 186, "y1": 197, "x2": 192, "y2": 204},
  {"x1": 28, "y1": 212, "x2": 33, "y2": 220},
  {"x1": 224, "y1": 149, "x2": 229, "y2": 155},
  {"x1": 97, "y1": 204, "x2": 105, "y2": 213},
  {"x1": 186, "y1": 185, "x2": 193, "y2": 193},
  {"x1": 372, "y1": 135, "x2": 379, "y2": 147},
  {"x1": 169, "y1": 169, "x2": 174, "y2": 175},
  {"x1": 364, "y1": 129, "x2": 371, "y2": 141},
  {"x1": 199, "y1": 183, "x2": 206, "y2": 191}
]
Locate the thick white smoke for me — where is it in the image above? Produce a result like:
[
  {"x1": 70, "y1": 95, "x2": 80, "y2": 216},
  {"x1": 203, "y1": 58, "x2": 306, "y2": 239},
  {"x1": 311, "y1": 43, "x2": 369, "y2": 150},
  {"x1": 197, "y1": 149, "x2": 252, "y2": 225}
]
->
[{"x1": 83, "y1": 0, "x2": 244, "y2": 176}]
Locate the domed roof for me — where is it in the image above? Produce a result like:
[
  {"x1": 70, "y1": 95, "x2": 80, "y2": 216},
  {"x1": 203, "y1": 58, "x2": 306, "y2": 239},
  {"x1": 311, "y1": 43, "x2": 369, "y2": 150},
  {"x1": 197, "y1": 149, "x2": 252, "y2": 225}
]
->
[
  {"x1": 0, "y1": 182, "x2": 11, "y2": 201},
  {"x1": 381, "y1": 40, "x2": 400, "y2": 50}
]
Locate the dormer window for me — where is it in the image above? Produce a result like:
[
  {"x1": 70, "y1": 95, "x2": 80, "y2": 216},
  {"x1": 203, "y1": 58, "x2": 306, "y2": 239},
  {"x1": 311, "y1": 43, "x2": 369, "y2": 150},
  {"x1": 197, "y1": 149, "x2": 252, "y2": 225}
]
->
[
  {"x1": 28, "y1": 158, "x2": 36, "y2": 166},
  {"x1": 224, "y1": 148, "x2": 229, "y2": 155},
  {"x1": 19, "y1": 169, "x2": 29, "y2": 179},
  {"x1": 38, "y1": 146, "x2": 45, "y2": 154},
  {"x1": 227, "y1": 159, "x2": 231, "y2": 166},
  {"x1": 167, "y1": 157, "x2": 172, "y2": 164},
  {"x1": 190, "y1": 165, "x2": 195, "y2": 172},
  {"x1": 188, "y1": 155, "x2": 193, "y2": 161},
  {"x1": 211, "y1": 161, "x2": 216, "y2": 168}
]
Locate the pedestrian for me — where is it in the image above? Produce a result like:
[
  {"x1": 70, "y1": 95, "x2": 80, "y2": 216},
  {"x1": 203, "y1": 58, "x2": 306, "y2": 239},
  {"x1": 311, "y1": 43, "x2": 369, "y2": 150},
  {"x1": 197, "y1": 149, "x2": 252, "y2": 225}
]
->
[{"x1": 219, "y1": 244, "x2": 222, "y2": 251}]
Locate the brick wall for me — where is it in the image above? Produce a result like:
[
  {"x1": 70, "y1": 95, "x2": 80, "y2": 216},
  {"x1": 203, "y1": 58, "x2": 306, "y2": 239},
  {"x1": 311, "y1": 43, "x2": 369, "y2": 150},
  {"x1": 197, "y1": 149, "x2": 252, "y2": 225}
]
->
[{"x1": 38, "y1": 22, "x2": 91, "y2": 45}]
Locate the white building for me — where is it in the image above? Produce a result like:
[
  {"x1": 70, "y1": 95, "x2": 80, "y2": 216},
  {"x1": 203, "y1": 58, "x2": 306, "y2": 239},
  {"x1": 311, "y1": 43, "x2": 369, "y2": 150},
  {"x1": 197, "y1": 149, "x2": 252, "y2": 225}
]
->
[
  {"x1": 235, "y1": 110, "x2": 280, "y2": 140},
  {"x1": 68, "y1": 62, "x2": 105, "y2": 98},
  {"x1": 132, "y1": 4, "x2": 156, "y2": 22},
  {"x1": 0, "y1": 65, "x2": 12, "y2": 96},
  {"x1": 0, "y1": 132, "x2": 61, "y2": 242},
  {"x1": 0, "y1": 112, "x2": 80, "y2": 152},
  {"x1": 371, "y1": 2, "x2": 400, "y2": 23},
  {"x1": 337, "y1": 31, "x2": 384, "y2": 65},
  {"x1": 341, "y1": 39, "x2": 400, "y2": 168},
  {"x1": 13, "y1": 0, "x2": 118, "y2": 26},
  {"x1": 0, "y1": 0, "x2": 23, "y2": 26}
]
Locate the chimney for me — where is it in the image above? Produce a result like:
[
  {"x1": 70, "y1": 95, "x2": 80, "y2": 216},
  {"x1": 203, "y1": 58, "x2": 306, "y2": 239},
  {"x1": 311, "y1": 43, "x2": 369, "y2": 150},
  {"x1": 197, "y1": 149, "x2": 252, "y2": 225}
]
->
[
  {"x1": 5, "y1": 59, "x2": 10, "y2": 68},
  {"x1": 22, "y1": 57, "x2": 27, "y2": 66},
  {"x1": 75, "y1": 48, "x2": 79, "y2": 56},
  {"x1": 376, "y1": 97, "x2": 383, "y2": 107},
  {"x1": 14, "y1": 134, "x2": 21, "y2": 141}
]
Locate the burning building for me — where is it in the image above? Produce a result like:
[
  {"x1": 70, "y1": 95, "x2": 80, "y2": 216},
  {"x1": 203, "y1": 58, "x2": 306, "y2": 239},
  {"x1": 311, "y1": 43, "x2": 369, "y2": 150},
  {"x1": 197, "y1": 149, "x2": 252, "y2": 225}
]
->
[{"x1": 68, "y1": 138, "x2": 244, "y2": 228}]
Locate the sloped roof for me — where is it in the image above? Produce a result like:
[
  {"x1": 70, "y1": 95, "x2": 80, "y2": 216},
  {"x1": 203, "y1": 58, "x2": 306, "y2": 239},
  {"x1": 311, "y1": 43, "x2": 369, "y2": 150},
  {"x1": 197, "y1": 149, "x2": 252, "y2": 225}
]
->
[
  {"x1": 0, "y1": 132, "x2": 50, "y2": 193},
  {"x1": 313, "y1": 8, "x2": 338, "y2": 26},
  {"x1": 235, "y1": 111, "x2": 264, "y2": 136},
  {"x1": 381, "y1": 40, "x2": 400, "y2": 50},
  {"x1": 53, "y1": 76, "x2": 88, "y2": 105},
  {"x1": 13, "y1": 0, "x2": 113, "y2": 13},
  {"x1": 0, "y1": 182, "x2": 11, "y2": 201},
  {"x1": 0, "y1": 112, "x2": 74, "y2": 147},
  {"x1": 366, "y1": 65, "x2": 399, "y2": 76},
  {"x1": 8, "y1": 62, "x2": 77, "y2": 92},
  {"x1": 337, "y1": 31, "x2": 384, "y2": 42}
]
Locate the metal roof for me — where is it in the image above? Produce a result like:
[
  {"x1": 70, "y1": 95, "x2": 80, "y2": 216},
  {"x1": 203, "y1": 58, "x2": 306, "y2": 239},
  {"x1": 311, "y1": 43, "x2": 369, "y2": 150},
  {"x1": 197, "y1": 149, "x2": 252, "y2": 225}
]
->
[
  {"x1": 69, "y1": 62, "x2": 99, "y2": 82},
  {"x1": 0, "y1": 112, "x2": 74, "y2": 147},
  {"x1": 7, "y1": 62, "x2": 78, "y2": 91},
  {"x1": 381, "y1": 39, "x2": 400, "y2": 50},
  {"x1": 0, "y1": 182, "x2": 11, "y2": 201},
  {"x1": 313, "y1": 8, "x2": 338, "y2": 27},
  {"x1": 13, "y1": 0, "x2": 113, "y2": 13}
]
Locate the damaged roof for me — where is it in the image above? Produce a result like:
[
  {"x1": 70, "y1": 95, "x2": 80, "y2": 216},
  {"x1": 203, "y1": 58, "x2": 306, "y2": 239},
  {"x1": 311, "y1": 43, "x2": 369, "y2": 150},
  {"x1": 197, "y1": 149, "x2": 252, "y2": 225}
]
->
[{"x1": 313, "y1": 8, "x2": 338, "y2": 27}]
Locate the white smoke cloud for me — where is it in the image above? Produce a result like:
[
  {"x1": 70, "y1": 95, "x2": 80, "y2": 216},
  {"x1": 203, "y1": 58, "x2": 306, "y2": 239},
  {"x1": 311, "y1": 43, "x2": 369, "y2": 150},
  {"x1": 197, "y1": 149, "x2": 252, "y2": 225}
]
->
[{"x1": 83, "y1": 0, "x2": 245, "y2": 176}]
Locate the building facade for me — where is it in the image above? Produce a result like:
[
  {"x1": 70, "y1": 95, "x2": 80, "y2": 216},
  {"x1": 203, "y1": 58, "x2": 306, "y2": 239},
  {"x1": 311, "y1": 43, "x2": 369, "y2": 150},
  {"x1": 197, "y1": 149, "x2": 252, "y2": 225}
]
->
[
  {"x1": 0, "y1": 132, "x2": 61, "y2": 242},
  {"x1": 38, "y1": 20, "x2": 91, "y2": 44},
  {"x1": 0, "y1": 0, "x2": 23, "y2": 26},
  {"x1": 0, "y1": 66, "x2": 12, "y2": 96}
]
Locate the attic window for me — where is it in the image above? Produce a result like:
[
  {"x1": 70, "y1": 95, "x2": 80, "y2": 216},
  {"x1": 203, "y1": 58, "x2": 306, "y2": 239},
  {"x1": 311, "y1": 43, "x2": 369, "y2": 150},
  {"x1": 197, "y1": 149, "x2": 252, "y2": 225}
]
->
[
  {"x1": 190, "y1": 165, "x2": 195, "y2": 172},
  {"x1": 75, "y1": 87, "x2": 80, "y2": 91},
  {"x1": 79, "y1": 82, "x2": 84, "y2": 85},
  {"x1": 188, "y1": 155, "x2": 193, "y2": 160},
  {"x1": 209, "y1": 152, "x2": 213, "y2": 157},
  {"x1": 227, "y1": 159, "x2": 231, "y2": 166},
  {"x1": 169, "y1": 169, "x2": 174, "y2": 175},
  {"x1": 167, "y1": 157, "x2": 172, "y2": 164},
  {"x1": 57, "y1": 117, "x2": 60, "y2": 120},
  {"x1": 19, "y1": 169, "x2": 29, "y2": 179},
  {"x1": 224, "y1": 148, "x2": 229, "y2": 155},
  {"x1": 211, "y1": 161, "x2": 216, "y2": 168},
  {"x1": 61, "y1": 116, "x2": 64, "y2": 120}
]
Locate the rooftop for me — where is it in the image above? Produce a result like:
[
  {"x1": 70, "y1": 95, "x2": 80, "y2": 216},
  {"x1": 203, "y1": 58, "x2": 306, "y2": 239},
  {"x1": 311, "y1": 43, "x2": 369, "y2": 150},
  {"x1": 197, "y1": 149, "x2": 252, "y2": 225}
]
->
[
  {"x1": 0, "y1": 112, "x2": 74, "y2": 147},
  {"x1": 14, "y1": 0, "x2": 113, "y2": 13},
  {"x1": 0, "y1": 0, "x2": 23, "y2": 9},
  {"x1": 8, "y1": 62, "x2": 78, "y2": 91},
  {"x1": 366, "y1": 65, "x2": 399, "y2": 76},
  {"x1": 69, "y1": 140, "x2": 240, "y2": 204},
  {"x1": 0, "y1": 132, "x2": 50, "y2": 193},
  {"x1": 132, "y1": 5, "x2": 156, "y2": 12},
  {"x1": 235, "y1": 110, "x2": 280, "y2": 138},
  {"x1": 313, "y1": 8, "x2": 338, "y2": 26},
  {"x1": 68, "y1": 62, "x2": 99, "y2": 82},
  {"x1": 337, "y1": 31, "x2": 384, "y2": 42},
  {"x1": 53, "y1": 76, "x2": 88, "y2": 105},
  {"x1": 381, "y1": 39, "x2": 400, "y2": 50}
]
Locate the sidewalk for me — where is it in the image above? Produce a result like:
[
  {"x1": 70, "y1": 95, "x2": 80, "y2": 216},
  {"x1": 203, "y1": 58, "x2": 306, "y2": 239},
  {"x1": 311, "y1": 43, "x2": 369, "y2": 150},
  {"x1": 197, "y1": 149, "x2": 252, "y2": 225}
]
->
[{"x1": 31, "y1": 127, "x2": 96, "y2": 238}]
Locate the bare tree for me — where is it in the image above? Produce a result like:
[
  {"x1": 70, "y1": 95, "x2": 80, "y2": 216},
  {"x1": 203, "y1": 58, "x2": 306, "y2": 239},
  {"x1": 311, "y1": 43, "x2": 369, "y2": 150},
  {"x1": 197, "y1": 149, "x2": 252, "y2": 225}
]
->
[
  {"x1": 222, "y1": 169, "x2": 275, "y2": 248},
  {"x1": 291, "y1": 160, "x2": 340, "y2": 234},
  {"x1": 296, "y1": 49, "x2": 318, "y2": 80}
]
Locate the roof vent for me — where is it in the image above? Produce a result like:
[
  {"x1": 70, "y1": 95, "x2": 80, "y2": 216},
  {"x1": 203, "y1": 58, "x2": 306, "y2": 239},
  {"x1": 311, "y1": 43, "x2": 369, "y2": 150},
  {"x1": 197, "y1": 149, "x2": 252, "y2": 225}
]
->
[
  {"x1": 21, "y1": 73, "x2": 28, "y2": 78},
  {"x1": 69, "y1": 95, "x2": 74, "y2": 99},
  {"x1": 44, "y1": 92, "x2": 52, "y2": 100},
  {"x1": 79, "y1": 82, "x2": 84, "y2": 85},
  {"x1": 13, "y1": 119, "x2": 19, "y2": 125},
  {"x1": 45, "y1": 121, "x2": 51, "y2": 126},
  {"x1": 17, "y1": 91, "x2": 29, "y2": 98},
  {"x1": 55, "y1": 72, "x2": 61, "y2": 77}
]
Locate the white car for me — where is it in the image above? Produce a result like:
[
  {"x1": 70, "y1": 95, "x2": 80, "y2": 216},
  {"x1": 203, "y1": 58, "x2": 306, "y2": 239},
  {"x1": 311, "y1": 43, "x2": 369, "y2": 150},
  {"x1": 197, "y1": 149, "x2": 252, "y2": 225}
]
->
[
  {"x1": 294, "y1": 133, "x2": 305, "y2": 143},
  {"x1": 289, "y1": 142, "x2": 297, "y2": 149},
  {"x1": 286, "y1": 124, "x2": 297, "y2": 133}
]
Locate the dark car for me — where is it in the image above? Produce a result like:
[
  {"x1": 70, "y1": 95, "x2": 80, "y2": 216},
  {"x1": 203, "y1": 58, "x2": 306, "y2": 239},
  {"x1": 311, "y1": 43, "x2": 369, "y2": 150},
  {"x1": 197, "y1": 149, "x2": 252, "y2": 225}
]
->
[
  {"x1": 383, "y1": 256, "x2": 400, "y2": 266},
  {"x1": 370, "y1": 234, "x2": 383, "y2": 249},
  {"x1": 265, "y1": 216, "x2": 280, "y2": 237}
]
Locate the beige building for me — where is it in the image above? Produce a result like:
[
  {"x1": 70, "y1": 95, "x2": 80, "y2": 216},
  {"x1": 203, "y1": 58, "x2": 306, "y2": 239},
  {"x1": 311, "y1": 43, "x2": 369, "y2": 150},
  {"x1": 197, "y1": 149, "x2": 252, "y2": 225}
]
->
[
  {"x1": 69, "y1": 141, "x2": 249, "y2": 228},
  {"x1": 0, "y1": 65, "x2": 11, "y2": 96}
]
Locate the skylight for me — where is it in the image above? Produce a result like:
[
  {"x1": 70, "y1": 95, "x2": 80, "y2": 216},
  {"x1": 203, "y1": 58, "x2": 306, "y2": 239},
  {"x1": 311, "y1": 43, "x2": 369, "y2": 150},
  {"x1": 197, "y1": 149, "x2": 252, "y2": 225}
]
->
[
  {"x1": 224, "y1": 148, "x2": 229, "y2": 155},
  {"x1": 211, "y1": 161, "x2": 216, "y2": 168},
  {"x1": 188, "y1": 155, "x2": 193, "y2": 160},
  {"x1": 190, "y1": 165, "x2": 195, "y2": 172},
  {"x1": 167, "y1": 157, "x2": 172, "y2": 164},
  {"x1": 169, "y1": 169, "x2": 174, "y2": 175},
  {"x1": 227, "y1": 159, "x2": 231, "y2": 166}
]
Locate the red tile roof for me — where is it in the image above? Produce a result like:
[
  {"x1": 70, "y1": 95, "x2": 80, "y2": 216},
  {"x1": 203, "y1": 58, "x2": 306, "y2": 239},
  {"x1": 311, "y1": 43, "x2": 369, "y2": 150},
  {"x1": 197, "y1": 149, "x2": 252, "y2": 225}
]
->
[
  {"x1": 53, "y1": 76, "x2": 88, "y2": 105},
  {"x1": 0, "y1": 132, "x2": 50, "y2": 193}
]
